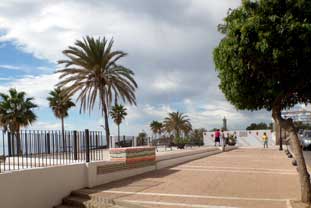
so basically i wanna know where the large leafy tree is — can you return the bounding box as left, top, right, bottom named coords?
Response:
left=47, top=87, right=75, bottom=150
left=57, top=36, right=138, bottom=148
left=0, top=88, right=37, bottom=154
left=214, top=0, right=311, bottom=203
left=164, top=112, right=192, bottom=138
left=150, top=120, right=163, bottom=138
left=110, top=104, right=127, bottom=143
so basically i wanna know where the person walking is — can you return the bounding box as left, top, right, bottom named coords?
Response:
left=214, top=129, right=221, bottom=146
left=262, top=132, right=268, bottom=148
left=221, top=129, right=226, bottom=151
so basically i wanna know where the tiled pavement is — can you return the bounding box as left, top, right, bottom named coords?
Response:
left=59, top=148, right=300, bottom=208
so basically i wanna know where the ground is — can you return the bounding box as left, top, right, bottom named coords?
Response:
left=75, top=148, right=300, bottom=208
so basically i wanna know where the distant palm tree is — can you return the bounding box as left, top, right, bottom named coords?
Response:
left=110, top=104, right=127, bottom=143
left=150, top=120, right=163, bottom=139
left=47, top=87, right=75, bottom=150
left=57, top=36, right=137, bottom=148
left=0, top=88, right=37, bottom=154
left=183, top=122, right=193, bottom=137
left=164, top=112, right=191, bottom=138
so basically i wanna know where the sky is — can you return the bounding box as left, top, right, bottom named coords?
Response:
left=0, top=0, right=287, bottom=135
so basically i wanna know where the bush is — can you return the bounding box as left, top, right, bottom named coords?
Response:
left=227, top=134, right=237, bottom=146
left=174, top=136, right=190, bottom=149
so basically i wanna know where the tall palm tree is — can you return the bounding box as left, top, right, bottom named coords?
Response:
left=0, top=88, right=37, bottom=155
left=164, top=112, right=191, bottom=138
left=57, top=36, right=137, bottom=148
left=150, top=120, right=163, bottom=139
left=47, top=87, right=75, bottom=150
left=110, top=104, right=127, bottom=143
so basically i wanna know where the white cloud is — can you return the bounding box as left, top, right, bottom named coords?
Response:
left=28, top=121, right=73, bottom=130
left=0, top=73, right=58, bottom=106
left=0, top=64, right=22, bottom=70
left=0, top=0, right=276, bottom=134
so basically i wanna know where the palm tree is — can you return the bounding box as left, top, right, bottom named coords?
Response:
left=164, top=112, right=191, bottom=138
left=47, top=87, right=75, bottom=151
left=183, top=122, right=193, bottom=137
left=0, top=88, right=37, bottom=155
left=110, top=104, right=127, bottom=143
left=57, top=36, right=137, bottom=148
left=150, top=120, right=163, bottom=139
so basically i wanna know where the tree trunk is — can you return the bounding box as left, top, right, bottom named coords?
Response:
left=273, top=106, right=311, bottom=203
left=103, top=103, right=110, bottom=149
left=61, top=117, right=66, bottom=152
left=16, top=126, right=22, bottom=156
left=118, top=124, right=120, bottom=144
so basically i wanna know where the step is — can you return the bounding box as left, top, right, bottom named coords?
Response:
left=64, top=196, right=118, bottom=208
left=71, top=189, right=93, bottom=200
left=63, top=196, right=89, bottom=208
left=54, top=205, right=77, bottom=208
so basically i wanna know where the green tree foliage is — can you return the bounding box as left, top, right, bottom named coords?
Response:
left=47, top=87, right=75, bottom=149
left=150, top=120, right=163, bottom=138
left=0, top=88, right=37, bottom=154
left=57, top=36, right=137, bottom=147
left=164, top=112, right=192, bottom=138
left=136, top=131, right=147, bottom=146
left=189, top=128, right=205, bottom=146
left=209, top=128, right=218, bottom=132
left=214, top=0, right=311, bottom=203
left=246, top=122, right=269, bottom=130
left=110, top=104, right=127, bottom=142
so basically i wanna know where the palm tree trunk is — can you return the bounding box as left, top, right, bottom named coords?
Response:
left=61, top=117, right=66, bottom=152
left=272, top=105, right=311, bottom=204
left=103, top=103, right=110, bottom=148
left=16, top=126, right=22, bottom=156
left=118, top=124, right=120, bottom=144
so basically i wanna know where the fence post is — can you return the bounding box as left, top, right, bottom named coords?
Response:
left=8, top=132, right=12, bottom=156
left=85, top=129, right=90, bottom=162
left=73, top=131, right=78, bottom=160
left=46, top=133, right=51, bottom=154
left=133, top=136, right=137, bottom=147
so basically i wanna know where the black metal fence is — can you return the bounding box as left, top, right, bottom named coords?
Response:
left=113, top=135, right=151, bottom=147
left=0, top=129, right=107, bottom=173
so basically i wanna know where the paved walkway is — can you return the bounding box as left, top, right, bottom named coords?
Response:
left=74, top=148, right=300, bottom=208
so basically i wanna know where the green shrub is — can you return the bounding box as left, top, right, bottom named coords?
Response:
left=227, top=134, right=237, bottom=146
left=174, top=136, right=189, bottom=149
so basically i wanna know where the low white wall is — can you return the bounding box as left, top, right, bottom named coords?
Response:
left=0, top=163, right=87, bottom=208
left=156, top=149, right=221, bottom=169
left=204, top=129, right=275, bottom=147
left=87, top=161, right=156, bottom=188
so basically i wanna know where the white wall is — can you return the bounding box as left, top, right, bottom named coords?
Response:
left=0, top=147, right=237, bottom=208
left=203, top=129, right=275, bottom=147
left=0, top=163, right=87, bottom=208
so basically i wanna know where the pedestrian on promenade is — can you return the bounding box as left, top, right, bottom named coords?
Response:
left=262, top=132, right=268, bottom=148
left=221, top=129, right=226, bottom=151
left=214, top=129, right=221, bottom=146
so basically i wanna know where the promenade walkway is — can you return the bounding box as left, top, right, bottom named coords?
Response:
left=68, top=148, right=300, bottom=208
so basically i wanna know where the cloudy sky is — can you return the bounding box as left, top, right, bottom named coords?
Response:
left=0, top=0, right=278, bottom=135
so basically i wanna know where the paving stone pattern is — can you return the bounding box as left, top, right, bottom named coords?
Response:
left=55, top=148, right=300, bottom=208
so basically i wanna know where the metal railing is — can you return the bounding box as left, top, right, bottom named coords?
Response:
left=0, top=129, right=107, bottom=173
